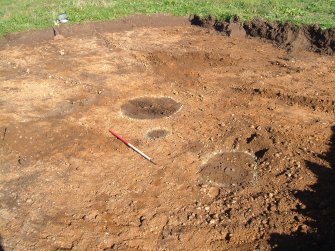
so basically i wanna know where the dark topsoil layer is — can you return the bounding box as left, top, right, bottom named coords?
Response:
left=1, top=14, right=334, bottom=55
left=0, top=14, right=188, bottom=47
left=190, top=15, right=335, bottom=55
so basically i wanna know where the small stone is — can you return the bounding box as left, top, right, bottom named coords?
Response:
left=59, top=49, right=65, bottom=56
left=266, top=126, right=273, bottom=132
left=297, top=204, right=306, bottom=210
left=299, top=224, right=308, bottom=232
left=209, top=219, right=217, bottom=224
left=188, top=213, right=196, bottom=220
left=226, top=232, right=233, bottom=241
left=208, top=187, right=220, bottom=199
left=294, top=215, right=302, bottom=222
left=270, top=204, right=277, bottom=211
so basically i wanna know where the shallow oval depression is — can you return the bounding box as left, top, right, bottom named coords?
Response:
left=199, top=152, right=256, bottom=188
left=146, top=129, right=169, bottom=140
left=121, top=97, right=181, bottom=120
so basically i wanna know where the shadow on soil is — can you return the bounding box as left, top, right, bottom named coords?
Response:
left=269, top=126, right=335, bottom=251
left=0, top=235, right=4, bottom=251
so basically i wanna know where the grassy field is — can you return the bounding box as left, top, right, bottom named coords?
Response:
left=0, top=0, right=335, bottom=36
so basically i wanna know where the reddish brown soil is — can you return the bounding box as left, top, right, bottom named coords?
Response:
left=0, top=15, right=335, bottom=250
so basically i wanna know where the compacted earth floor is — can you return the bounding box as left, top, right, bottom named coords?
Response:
left=0, top=15, right=334, bottom=250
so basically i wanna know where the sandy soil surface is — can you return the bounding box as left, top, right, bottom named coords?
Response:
left=0, top=15, right=334, bottom=251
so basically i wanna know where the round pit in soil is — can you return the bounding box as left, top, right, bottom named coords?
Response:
left=121, top=97, right=181, bottom=119
left=147, top=129, right=169, bottom=139
left=199, top=152, right=255, bottom=188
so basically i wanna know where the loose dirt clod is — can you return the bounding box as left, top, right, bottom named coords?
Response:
left=121, top=97, right=181, bottom=119
left=199, top=152, right=255, bottom=188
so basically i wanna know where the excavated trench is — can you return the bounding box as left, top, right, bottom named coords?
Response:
left=1, top=14, right=335, bottom=251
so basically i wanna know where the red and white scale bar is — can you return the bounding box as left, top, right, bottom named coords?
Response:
left=109, top=129, right=156, bottom=165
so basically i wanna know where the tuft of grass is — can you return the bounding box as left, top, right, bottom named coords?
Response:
left=0, top=0, right=335, bottom=36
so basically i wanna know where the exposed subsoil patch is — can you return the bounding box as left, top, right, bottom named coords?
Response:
left=146, top=129, right=169, bottom=140
left=146, top=50, right=235, bottom=84
left=191, top=15, right=335, bottom=54
left=121, top=97, right=181, bottom=119
left=199, top=152, right=255, bottom=188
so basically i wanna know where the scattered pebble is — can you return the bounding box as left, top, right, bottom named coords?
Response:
left=59, top=49, right=65, bottom=56
left=208, top=187, right=220, bottom=199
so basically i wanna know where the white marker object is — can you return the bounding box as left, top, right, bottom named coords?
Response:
left=109, top=129, right=157, bottom=165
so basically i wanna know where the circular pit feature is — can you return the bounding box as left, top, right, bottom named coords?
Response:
left=121, top=97, right=181, bottom=120
left=146, top=129, right=169, bottom=140
left=199, top=152, right=255, bottom=188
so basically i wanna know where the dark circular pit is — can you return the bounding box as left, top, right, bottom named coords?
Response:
left=147, top=129, right=169, bottom=140
left=121, top=97, right=181, bottom=120
left=199, top=152, right=255, bottom=188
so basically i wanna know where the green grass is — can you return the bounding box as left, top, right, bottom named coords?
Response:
left=0, top=0, right=335, bottom=36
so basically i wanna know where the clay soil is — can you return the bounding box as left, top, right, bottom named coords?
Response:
left=0, top=15, right=335, bottom=250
